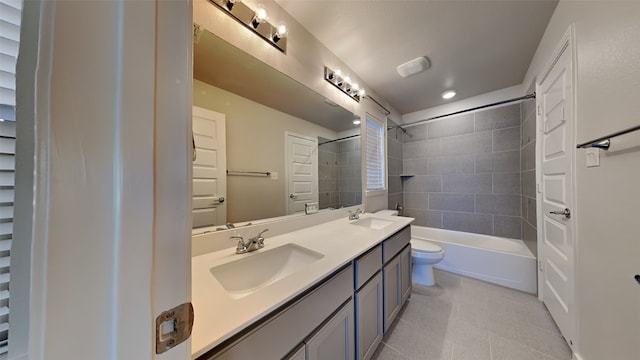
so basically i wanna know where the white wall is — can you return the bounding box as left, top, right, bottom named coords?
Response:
left=193, top=79, right=338, bottom=222
left=524, top=2, right=640, bottom=359
left=11, top=1, right=193, bottom=359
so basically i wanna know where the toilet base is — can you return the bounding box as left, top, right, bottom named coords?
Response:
left=413, top=264, right=436, bottom=286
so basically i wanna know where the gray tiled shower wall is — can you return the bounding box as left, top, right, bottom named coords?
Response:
left=318, top=137, right=362, bottom=209
left=521, top=83, right=538, bottom=255
left=387, top=119, right=403, bottom=210
left=400, top=103, right=524, bottom=239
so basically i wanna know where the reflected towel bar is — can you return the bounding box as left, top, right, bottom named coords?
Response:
left=227, top=169, right=271, bottom=177
left=576, top=124, right=640, bottom=150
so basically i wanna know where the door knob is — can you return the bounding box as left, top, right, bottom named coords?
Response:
left=289, top=194, right=298, bottom=199
left=549, top=208, right=571, bottom=219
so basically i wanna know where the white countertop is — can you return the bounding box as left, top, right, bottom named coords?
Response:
left=191, top=213, right=414, bottom=358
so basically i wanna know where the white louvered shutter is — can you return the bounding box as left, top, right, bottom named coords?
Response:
left=365, top=116, right=385, bottom=191
left=0, top=0, right=22, bottom=355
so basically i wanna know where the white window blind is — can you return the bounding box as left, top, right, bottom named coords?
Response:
left=0, top=0, right=22, bottom=355
left=365, top=116, right=385, bottom=191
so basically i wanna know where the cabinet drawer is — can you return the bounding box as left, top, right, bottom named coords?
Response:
left=354, top=245, right=382, bottom=290
left=382, top=226, right=410, bottom=264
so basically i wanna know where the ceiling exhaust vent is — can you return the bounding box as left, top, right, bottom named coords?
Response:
left=396, top=56, right=431, bottom=78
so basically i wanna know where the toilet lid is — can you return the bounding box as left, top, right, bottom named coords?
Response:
left=411, top=239, right=442, bottom=253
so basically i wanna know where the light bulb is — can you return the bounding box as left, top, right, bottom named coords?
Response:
left=251, top=5, right=268, bottom=28
left=273, top=23, right=288, bottom=43
left=352, top=83, right=360, bottom=91
left=358, top=89, right=365, bottom=97
left=441, top=90, right=456, bottom=99
left=353, top=119, right=361, bottom=125
left=334, top=69, right=342, bottom=78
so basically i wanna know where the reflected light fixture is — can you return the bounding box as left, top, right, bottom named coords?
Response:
left=397, top=56, right=431, bottom=78
left=324, top=66, right=362, bottom=102
left=353, top=118, right=361, bottom=125
left=441, top=90, right=456, bottom=100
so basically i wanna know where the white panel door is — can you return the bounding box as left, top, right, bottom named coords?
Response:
left=286, top=132, right=318, bottom=214
left=538, top=34, right=576, bottom=349
left=192, top=106, right=226, bottom=228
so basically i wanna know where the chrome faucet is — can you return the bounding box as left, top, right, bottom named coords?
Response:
left=230, top=229, right=269, bottom=254
left=246, top=229, right=269, bottom=252
left=348, top=208, right=364, bottom=220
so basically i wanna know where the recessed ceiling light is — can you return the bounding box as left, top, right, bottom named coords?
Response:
left=396, top=56, right=431, bottom=78
left=441, top=90, right=456, bottom=100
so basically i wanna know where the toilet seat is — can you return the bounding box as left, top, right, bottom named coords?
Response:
left=410, top=239, right=443, bottom=253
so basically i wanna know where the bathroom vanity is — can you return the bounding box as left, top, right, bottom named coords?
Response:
left=191, top=210, right=413, bottom=360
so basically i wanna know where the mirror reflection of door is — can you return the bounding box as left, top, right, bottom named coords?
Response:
left=192, top=106, right=227, bottom=228
left=286, top=132, right=318, bottom=215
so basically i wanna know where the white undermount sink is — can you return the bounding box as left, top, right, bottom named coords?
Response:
left=210, top=243, right=324, bottom=299
left=350, top=217, right=395, bottom=230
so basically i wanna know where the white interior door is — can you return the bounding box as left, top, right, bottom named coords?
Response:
left=192, top=106, right=227, bottom=228
left=537, top=32, right=576, bottom=349
left=285, top=132, right=318, bottom=214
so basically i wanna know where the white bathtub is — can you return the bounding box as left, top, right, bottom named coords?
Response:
left=411, top=226, right=537, bottom=293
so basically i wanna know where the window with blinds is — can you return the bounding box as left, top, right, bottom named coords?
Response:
left=365, top=116, right=385, bottom=191
left=0, top=0, right=22, bottom=355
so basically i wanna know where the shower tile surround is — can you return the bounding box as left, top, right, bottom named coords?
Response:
left=388, top=119, right=404, bottom=211
left=318, top=137, right=362, bottom=209
left=521, top=86, right=538, bottom=255
left=400, top=104, right=524, bottom=239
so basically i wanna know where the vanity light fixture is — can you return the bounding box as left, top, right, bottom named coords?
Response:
left=208, top=0, right=288, bottom=53
left=251, top=5, right=268, bottom=28
left=324, top=66, right=362, bottom=102
left=224, top=0, right=236, bottom=11
left=441, top=90, right=456, bottom=100
left=273, top=23, right=288, bottom=43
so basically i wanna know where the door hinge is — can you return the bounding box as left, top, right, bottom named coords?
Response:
left=538, top=260, right=544, bottom=272
left=537, top=105, right=543, bottom=116
left=156, top=302, right=194, bottom=354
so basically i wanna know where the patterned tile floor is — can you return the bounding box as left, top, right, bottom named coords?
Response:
left=372, top=269, right=573, bottom=360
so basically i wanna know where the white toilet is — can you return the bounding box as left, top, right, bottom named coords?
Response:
left=376, top=210, right=445, bottom=286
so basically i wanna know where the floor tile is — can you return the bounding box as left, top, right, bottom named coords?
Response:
left=371, top=270, right=573, bottom=360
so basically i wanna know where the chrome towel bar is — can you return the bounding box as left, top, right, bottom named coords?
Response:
left=227, top=169, right=271, bottom=177
left=576, top=124, right=640, bottom=150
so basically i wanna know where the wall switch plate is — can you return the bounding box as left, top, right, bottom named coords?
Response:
left=305, top=202, right=318, bottom=215
left=586, top=148, right=600, bottom=167
left=270, top=171, right=278, bottom=180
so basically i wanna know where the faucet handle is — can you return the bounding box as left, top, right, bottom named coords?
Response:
left=257, top=229, right=269, bottom=248
left=230, top=235, right=247, bottom=254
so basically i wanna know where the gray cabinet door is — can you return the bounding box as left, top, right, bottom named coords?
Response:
left=383, top=255, right=401, bottom=333
left=307, top=299, right=355, bottom=360
left=355, top=272, right=383, bottom=360
left=400, top=244, right=412, bottom=303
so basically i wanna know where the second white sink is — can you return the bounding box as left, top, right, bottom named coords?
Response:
left=210, top=243, right=324, bottom=299
left=350, top=217, right=395, bottom=230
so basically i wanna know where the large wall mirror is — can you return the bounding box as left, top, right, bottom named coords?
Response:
left=192, top=29, right=362, bottom=229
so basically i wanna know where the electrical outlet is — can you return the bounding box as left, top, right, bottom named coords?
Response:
left=586, top=148, right=600, bottom=167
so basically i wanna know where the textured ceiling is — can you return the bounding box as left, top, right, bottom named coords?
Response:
left=276, top=0, right=558, bottom=114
